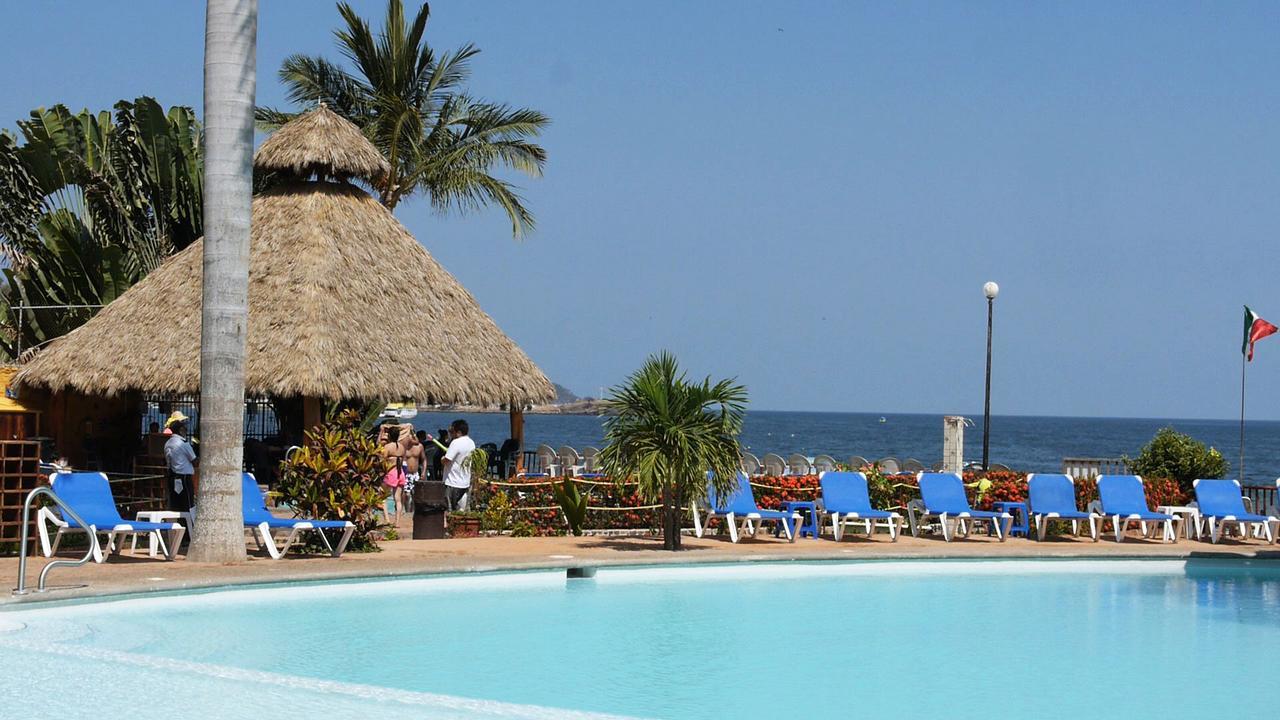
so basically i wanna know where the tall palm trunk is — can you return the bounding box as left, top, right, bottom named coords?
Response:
left=188, top=0, right=256, bottom=563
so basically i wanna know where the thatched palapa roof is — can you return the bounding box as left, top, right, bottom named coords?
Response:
left=253, top=104, right=390, bottom=183
left=16, top=106, right=554, bottom=406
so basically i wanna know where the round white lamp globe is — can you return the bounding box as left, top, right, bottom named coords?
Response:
left=983, top=281, right=999, bottom=300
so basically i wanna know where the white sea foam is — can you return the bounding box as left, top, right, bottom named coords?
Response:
left=0, top=636, right=647, bottom=720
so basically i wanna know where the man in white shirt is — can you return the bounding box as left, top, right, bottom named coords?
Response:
left=442, top=419, right=475, bottom=510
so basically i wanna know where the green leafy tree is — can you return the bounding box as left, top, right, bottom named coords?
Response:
left=0, top=97, right=202, bottom=357
left=255, top=0, right=549, bottom=235
left=599, top=352, right=747, bottom=551
left=1126, top=427, right=1229, bottom=493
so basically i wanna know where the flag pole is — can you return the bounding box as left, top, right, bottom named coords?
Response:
left=1240, top=349, right=1247, bottom=483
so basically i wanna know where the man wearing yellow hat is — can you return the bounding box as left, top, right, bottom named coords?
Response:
left=164, top=411, right=197, bottom=511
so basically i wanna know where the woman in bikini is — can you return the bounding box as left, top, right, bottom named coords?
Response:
left=380, top=424, right=407, bottom=525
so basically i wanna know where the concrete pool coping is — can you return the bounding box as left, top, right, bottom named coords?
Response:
left=3, top=532, right=1279, bottom=607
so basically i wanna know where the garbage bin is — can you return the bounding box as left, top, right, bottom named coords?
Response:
left=412, top=481, right=448, bottom=539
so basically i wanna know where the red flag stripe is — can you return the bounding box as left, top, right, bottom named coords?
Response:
left=1248, top=318, right=1278, bottom=361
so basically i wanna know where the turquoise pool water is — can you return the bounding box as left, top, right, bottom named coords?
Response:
left=3, top=559, right=1279, bottom=719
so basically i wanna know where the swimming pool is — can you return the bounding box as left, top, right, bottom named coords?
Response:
left=2, top=559, right=1278, bottom=719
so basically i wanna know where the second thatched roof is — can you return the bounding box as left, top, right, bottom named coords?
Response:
left=253, top=104, right=390, bottom=183
left=15, top=179, right=555, bottom=405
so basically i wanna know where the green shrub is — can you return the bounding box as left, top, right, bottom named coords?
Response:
left=863, top=463, right=895, bottom=511
left=275, top=408, right=389, bottom=552
left=1126, top=427, right=1229, bottom=493
left=481, top=491, right=512, bottom=533
left=510, top=519, right=538, bottom=537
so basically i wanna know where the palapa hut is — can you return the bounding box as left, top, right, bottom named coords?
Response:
left=15, top=105, right=554, bottom=467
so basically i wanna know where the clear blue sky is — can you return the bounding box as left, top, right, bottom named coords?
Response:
left=3, top=1, right=1279, bottom=419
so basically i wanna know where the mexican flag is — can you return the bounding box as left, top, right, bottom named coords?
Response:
left=1243, top=306, right=1278, bottom=361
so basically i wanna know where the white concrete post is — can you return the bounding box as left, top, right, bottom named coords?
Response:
left=943, top=416, right=966, bottom=473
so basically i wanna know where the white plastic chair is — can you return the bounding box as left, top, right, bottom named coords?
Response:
left=558, top=446, right=585, bottom=477
left=812, top=454, right=838, bottom=474
left=787, top=453, right=812, bottom=476
left=761, top=453, right=787, bottom=476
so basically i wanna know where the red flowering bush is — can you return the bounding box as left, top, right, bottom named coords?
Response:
left=473, top=470, right=1190, bottom=535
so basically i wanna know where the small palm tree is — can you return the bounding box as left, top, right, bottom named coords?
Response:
left=255, top=0, right=548, bottom=236
left=599, top=352, right=747, bottom=551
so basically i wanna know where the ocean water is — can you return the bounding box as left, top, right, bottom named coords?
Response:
left=415, top=410, right=1280, bottom=485
left=3, top=560, right=1279, bottom=719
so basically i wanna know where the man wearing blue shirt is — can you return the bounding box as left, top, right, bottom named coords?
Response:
left=164, top=412, right=197, bottom=511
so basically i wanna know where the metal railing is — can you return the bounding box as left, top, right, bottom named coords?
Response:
left=1062, top=457, right=1128, bottom=479
left=13, top=486, right=94, bottom=595
left=1242, top=485, right=1277, bottom=515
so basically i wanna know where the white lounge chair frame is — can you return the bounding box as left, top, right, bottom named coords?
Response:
left=1202, top=513, right=1277, bottom=543
left=1190, top=480, right=1279, bottom=544
left=827, top=510, right=902, bottom=542
left=906, top=499, right=1013, bottom=542
left=690, top=502, right=801, bottom=543
left=1032, top=512, right=1099, bottom=542
left=38, top=507, right=186, bottom=563
left=247, top=520, right=355, bottom=560
left=1085, top=500, right=1181, bottom=543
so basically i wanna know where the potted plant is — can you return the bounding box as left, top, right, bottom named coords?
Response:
left=447, top=511, right=483, bottom=538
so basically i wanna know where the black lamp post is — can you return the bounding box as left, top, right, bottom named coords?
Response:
left=982, top=281, right=999, bottom=471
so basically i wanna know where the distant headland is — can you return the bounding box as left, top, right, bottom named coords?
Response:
left=425, top=383, right=613, bottom=415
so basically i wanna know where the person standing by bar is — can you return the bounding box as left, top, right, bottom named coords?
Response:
left=442, top=419, right=475, bottom=510
left=164, top=411, right=197, bottom=511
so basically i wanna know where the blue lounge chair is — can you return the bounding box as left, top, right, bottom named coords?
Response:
left=1027, top=473, right=1099, bottom=541
left=818, top=471, right=901, bottom=541
left=1096, top=475, right=1180, bottom=542
left=1193, top=479, right=1277, bottom=543
left=690, top=471, right=801, bottom=542
left=38, top=472, right=186, bottom=563
left=907, top=472, right=1012, bottom=541
left=242, top=473, right=355, bottom=559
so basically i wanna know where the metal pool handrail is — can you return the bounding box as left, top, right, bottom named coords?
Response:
left=13, top=485, right=95, bottom=596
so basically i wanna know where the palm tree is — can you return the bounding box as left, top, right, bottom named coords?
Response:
left=599, top=353, right=748, bottom=551
left=188, top=0, right=257, bottom=563
left=255, top=0, right=548, bottom=236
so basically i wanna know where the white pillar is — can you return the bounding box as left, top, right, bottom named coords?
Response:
left=942, top=416, right=966, bottom=473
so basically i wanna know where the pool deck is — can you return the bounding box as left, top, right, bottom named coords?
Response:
left=4, top=527, right=1280, bottom=606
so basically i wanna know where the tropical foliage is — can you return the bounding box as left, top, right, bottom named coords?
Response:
left=1127, top=427, right=1229, bottom=492
left=551, top=478, right=588, bottom=536
left=0, top=97, right=202, bottom=358
left=255, top=0, right=549, bottom=235
left=599, top=352, right=747, bottom=550
left=275, top=408, right=390, bottom=552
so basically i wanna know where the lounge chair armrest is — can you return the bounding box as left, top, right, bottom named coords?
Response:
left=905, top=498, right=926, bottom=537
left=37, top=506, right=68, bottom=529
